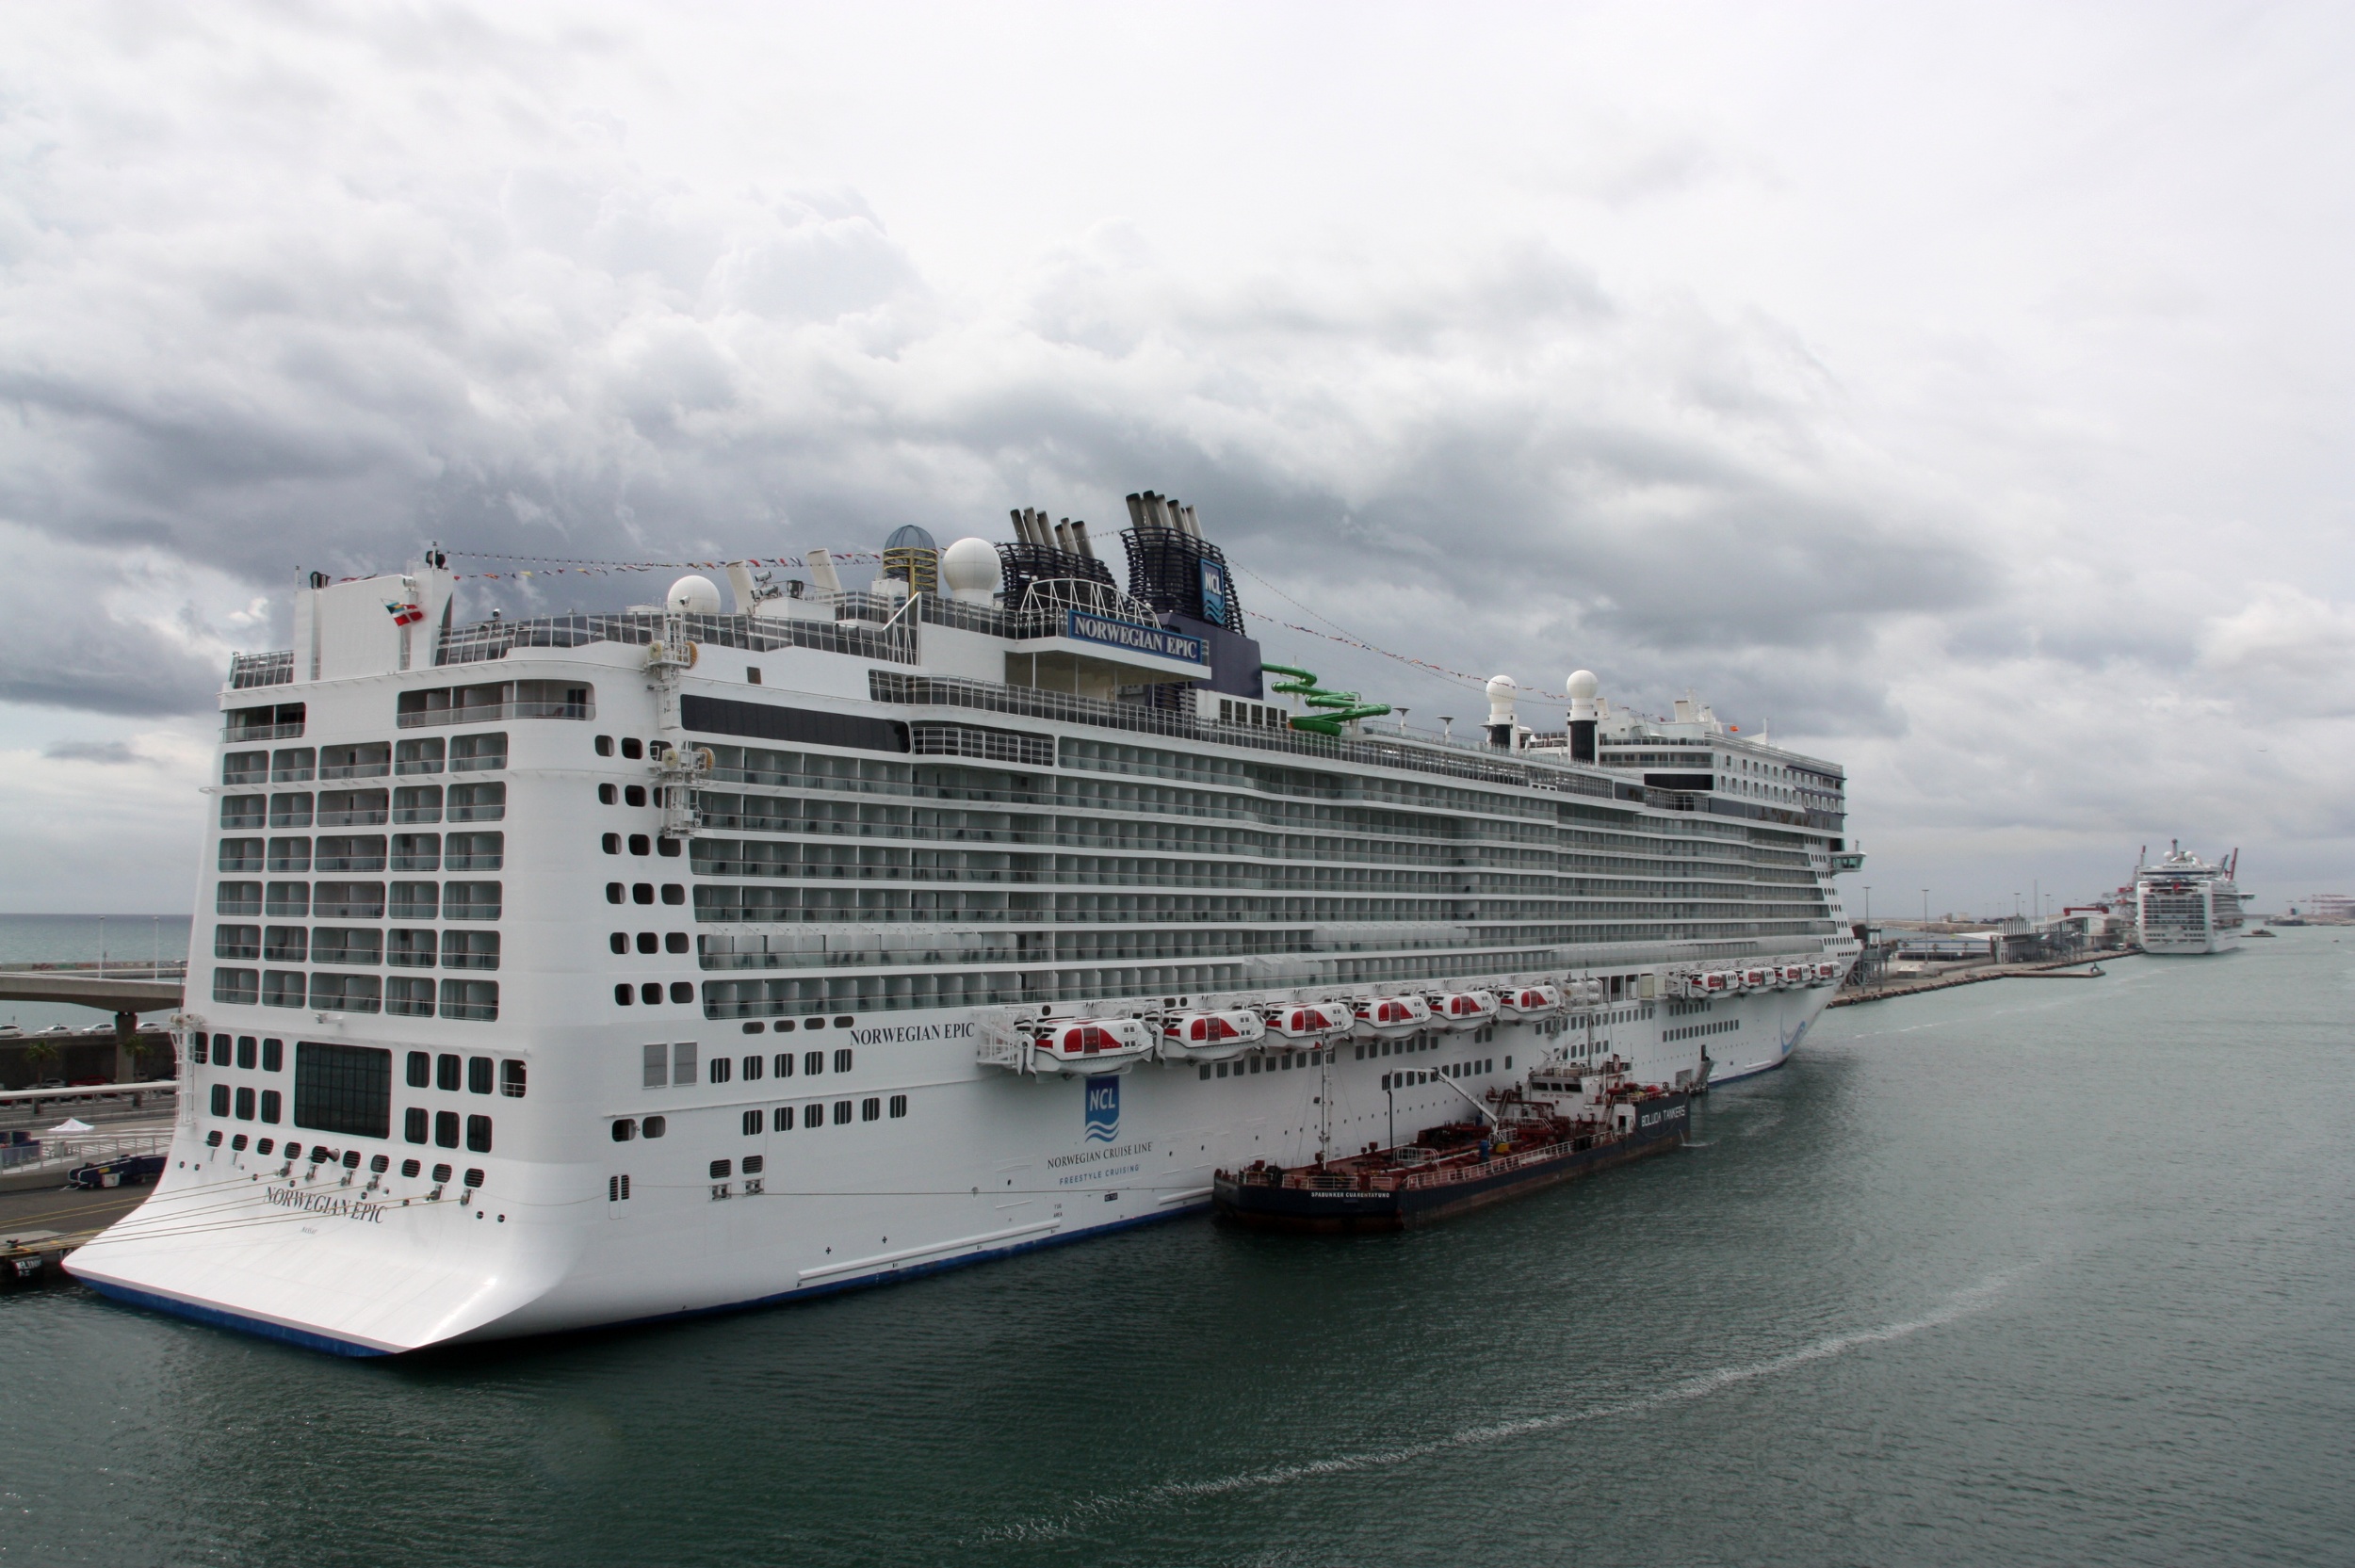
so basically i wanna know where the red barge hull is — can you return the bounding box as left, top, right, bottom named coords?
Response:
left=1212, top=1092, right=1691, bottom=1233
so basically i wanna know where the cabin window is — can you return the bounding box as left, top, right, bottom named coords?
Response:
left=612, top=1119, right=636, bottom=1141
left=771, top=1106, right=794, bottom=1132
left=434, top=1110, right=460, bottom=1147
left=833, top=1100, right=853, bottom=1125
left=834, top=1048, right=853, bottom=1074
left=641, top=1116, right=666, bottom=1139
left=741, top=1109, right=761, bottom=1136
left=888, top=1094, right=907, bottom=1118
left=405, top=1107, right=429, bottom=1142
left=465, top=1115, right=492, bottom=1154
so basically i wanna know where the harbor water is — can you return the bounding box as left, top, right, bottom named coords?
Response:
left=4, top=929, right=2349, bottom=1565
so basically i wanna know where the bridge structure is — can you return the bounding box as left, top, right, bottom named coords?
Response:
left=0, top=965, right=186, bottom=1084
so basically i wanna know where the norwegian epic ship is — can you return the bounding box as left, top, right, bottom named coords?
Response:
left=71, top=493, right=1860, bottom=1353
left=2136, top=842, right=2244, bottom=955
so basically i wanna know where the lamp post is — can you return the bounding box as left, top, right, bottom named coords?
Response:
left=1922, top=889, right=1930, bottom=925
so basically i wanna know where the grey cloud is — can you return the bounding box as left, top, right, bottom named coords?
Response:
left=44, top=739, right=142, bottom=765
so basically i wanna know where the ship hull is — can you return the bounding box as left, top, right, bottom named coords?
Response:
left=1211, top=1093, right=1691, bottom=1233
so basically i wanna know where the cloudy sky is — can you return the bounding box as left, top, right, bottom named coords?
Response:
left=2, top=0, right=2350, bottom=920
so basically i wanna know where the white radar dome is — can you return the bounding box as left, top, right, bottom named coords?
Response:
left=940, top=537, right=1002, bottom=604
left=1566, top=670, right=1600, bottom=701
left=666, top=574, right=723, bottom=615
left=1486, top=674, right=1518, bottom=721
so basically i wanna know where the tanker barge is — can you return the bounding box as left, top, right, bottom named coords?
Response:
left=1213, top=1053, right=1690, bottom=1231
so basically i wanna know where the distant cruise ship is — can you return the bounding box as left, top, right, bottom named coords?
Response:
left=71, top=492, right=1860, bottom=1353
left=2136, top=843, right=2244, bottom=954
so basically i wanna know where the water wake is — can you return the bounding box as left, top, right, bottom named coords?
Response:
left=973, top=1271, right=2016, bottom=1544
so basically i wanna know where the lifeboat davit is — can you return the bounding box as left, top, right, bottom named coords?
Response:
left=1265, top=1001, right=1352, bottom=1043
left=1161, top=1009, right=1267, bottom=1061
left=1496, top=984, right=1563, bottom=1021
left=1431, top=989, right=1500, bottom=1032
left=1032, top=1017, right=1156, bottom=1075
left=1352, top=994, right=1432, bottom=1039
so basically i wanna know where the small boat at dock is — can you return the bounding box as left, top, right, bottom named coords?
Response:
left=1211, top=1055, right=1691, bottom=1232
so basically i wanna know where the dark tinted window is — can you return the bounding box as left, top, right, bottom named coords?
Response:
left=467, top=1056, right=493, bottom=1095
left=291, top=1042, right=393, bottom=1139
left=406, top=1051, right=430, bottom=1088
left=437, top=1053, right=461, bottom=1091
left=464, top=1115, right=492, bottom=1154
left=405, top=1107, right=428, bottom=1142
left=434, top=1110, right=459, bottom=1147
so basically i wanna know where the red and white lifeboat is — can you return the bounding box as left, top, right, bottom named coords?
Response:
left=1161, top=1009, right=1267, bottom=1061
left=1265, top=1001, right=1353, bottom=1044
left=1775, top=963, right=1807, bottom=989
left=1741, top=966, right=1773, bottom=990
left=1352, top=994, right=1432, bottom=1039
left=1032, top=1017, right=1156, bottom=1075
left=1811, top=961, right=1841, bottom=986
left=1497, top=984, right=1563, bottom=1021
left=1431, top=989, right=1500, bottom=1032
left=1701, top=971, right=1732, bottom=994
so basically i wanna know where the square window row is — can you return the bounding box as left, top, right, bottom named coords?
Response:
left=706, top=1048, right=853, bottom=1084
left=193, top=1033, right=283, bottom=1070
left=618, top=982, right=696, bottom=1006
left=209, top=1084, right=283, bottom=1122
left=607, top=882, right=686, bottom=906
left=403, top=1051, right=527, bottom=1097
left=739, top=1016, right=854, bottom=1033
left=612, top=931, right=691, bottom=955
left=594, top=736, right=671, bottom=760
left=598, top=783, right=650, bottom=807
left=215, top=925, right=498, bottom=968
left=604, top=832, right=683, bottom=858
left=401, top=1107, right=495, bottom=1152
left=606, top=1094, right=907, bottom=1144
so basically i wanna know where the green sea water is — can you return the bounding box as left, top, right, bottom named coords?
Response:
left=4, top=929, right=2350, bottom=1566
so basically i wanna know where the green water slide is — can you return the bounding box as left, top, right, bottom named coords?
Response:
left=1259, top=662, right=1391, bottom=736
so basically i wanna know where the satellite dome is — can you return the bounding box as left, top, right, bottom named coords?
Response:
left=939, top=537, right=1002, bottom=604
left=666, top=574, right=723, bottom=615
left=1566, top=670, right=1600, bottom=700
left=885, top=524, right=939, bottom=553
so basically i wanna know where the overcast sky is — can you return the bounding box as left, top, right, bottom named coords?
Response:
left=2, top=0, right=2350, bottom=919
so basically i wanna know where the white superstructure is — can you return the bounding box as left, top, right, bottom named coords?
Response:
left=2136, top=842, right=2243, bottom=955
left=72, top=496, right=1860, bottom=1354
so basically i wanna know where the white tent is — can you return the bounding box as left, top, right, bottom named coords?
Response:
left=46, top=1117, right=94, bottom=1133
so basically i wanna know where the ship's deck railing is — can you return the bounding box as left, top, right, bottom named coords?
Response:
left=228, top=650, right=294, bottom=689
left=432, top=601, right=921, bottom=667
left=866, top=671, right=1626, bottom=798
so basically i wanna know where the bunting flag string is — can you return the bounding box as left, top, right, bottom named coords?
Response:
left=443, top=548, right=885, bottom=581
left=1232, top=564, right=1576, bottom=703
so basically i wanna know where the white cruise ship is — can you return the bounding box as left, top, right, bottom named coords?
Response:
left=2136, top=843, right=2243, bottom=954
left=71, top=493, right=1860, bottom=1353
